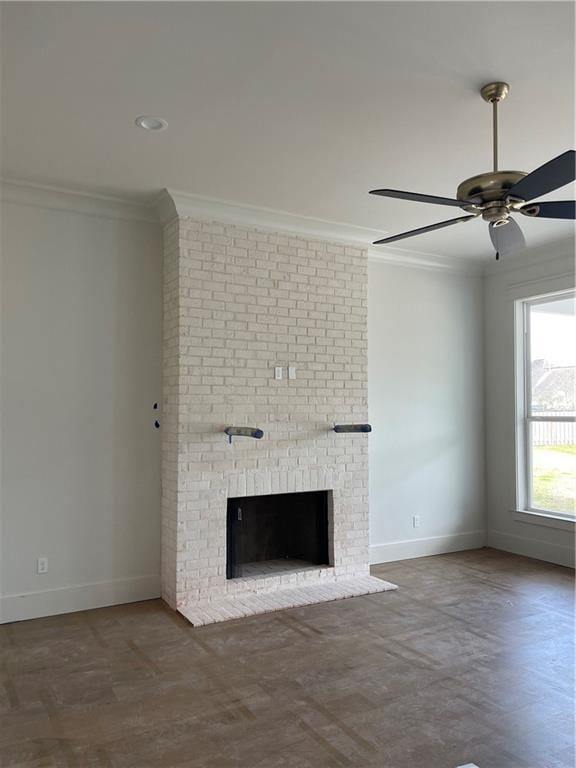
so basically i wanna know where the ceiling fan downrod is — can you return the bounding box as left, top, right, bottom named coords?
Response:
left=480, top=81, right=509, bottom=173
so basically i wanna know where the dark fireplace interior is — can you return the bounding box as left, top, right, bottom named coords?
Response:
left=226, top=490, right=332, bottom=579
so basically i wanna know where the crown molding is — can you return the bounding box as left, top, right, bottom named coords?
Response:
left=156, top=189, right=487, bottom=273
left=370, top=233, right=575, bottom=278
left=154, top=188, right=386, bottom=247
left=483, top=236, right=576, bottom=278
left=1, top=178, right=158, bottom=224
left=367, top=244, right=484, bottom=275
left=7, top=179, right=566, bottom=280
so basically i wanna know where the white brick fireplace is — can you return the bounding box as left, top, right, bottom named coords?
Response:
left=158, top=191, right=396, bottom=625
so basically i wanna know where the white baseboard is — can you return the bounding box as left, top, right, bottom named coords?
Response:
left=487, top=529, right=575, bottom=569
left=370, top=530, right=486, bottom=565
left=0, top=575, right=161, bottom=624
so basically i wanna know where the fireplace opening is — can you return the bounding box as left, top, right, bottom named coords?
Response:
left=226, top=490, right=332, bottom=579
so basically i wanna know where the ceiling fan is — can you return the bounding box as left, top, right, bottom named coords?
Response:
left=370, top=82, right=575, bottom=260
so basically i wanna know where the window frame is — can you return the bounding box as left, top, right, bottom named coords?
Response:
left=515, top=288, right=576, bottom=521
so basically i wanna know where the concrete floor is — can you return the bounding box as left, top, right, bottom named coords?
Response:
left=0, top=548, right=573, bottom=767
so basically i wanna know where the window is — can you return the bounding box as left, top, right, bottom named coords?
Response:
left=517, top=290, right=576, bottom=518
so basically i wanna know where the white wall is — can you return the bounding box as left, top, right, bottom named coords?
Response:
left=1, top=185, right=571, bottom=624
left=368, top=259, right=485, bottom=563
left=0, top=190, right=162, bottom=621
left=484, top=245, right=576, bottom=568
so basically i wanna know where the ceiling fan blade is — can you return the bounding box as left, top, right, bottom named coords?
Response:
left=520, top=201, right=575, bottom=219
left=369, top=189, right=475, bottom=207
left=489, top=218, right=526, bottom=258
left=372, top=215, right=476, bottom=245
left=507, top=150, right=575, bottom=202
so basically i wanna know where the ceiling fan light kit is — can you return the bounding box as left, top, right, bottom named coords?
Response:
left=370, top=82, right=575, bottom=260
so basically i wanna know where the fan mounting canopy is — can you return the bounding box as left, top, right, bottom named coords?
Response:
left=480, top=81, right=510, bottom=103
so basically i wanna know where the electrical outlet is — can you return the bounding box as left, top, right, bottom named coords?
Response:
left=412, top=515, right=421, bottom=529
left=288, top=366, right=296, bottom=380
left=37, top=557, right=48, bottom=574
left=274, top=366, right=283, bottom=380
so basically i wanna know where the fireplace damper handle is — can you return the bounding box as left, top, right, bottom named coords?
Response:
left=333, top=424, right=372, bottom=433
left=224, top=426, right=264, bottom=444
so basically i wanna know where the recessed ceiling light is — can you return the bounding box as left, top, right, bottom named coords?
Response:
left=135, top=116, right=168, bottom=132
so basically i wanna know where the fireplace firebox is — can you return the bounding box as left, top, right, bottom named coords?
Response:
left=226, top=490, right=332, bottom=579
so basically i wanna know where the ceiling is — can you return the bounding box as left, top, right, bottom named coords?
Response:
left=1, top=1, right=574, bottom=262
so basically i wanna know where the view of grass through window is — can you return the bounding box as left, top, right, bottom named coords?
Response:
left=532, top=444, right=575, bottom=515
left=528, top=294, right=576, bottom=516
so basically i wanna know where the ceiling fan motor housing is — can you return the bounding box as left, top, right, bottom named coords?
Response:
left=457, top=170, right=527, bottom=224
left=457, top=170, right=527, bottom=207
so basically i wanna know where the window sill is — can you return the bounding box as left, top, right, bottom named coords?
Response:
left=511, top=509, right=575, bottom=531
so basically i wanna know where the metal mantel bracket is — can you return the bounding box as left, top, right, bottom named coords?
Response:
left=333, top=424, right=372, bottom=433
left=224, top=426, right=264, bottom=444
